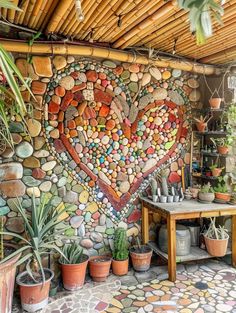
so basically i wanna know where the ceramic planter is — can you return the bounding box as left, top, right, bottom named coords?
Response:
left=112, top=258, right=129, bottom=276
left=89, top=255, right=111, bottom=282
left=16, top=268, right=53, bottom=312
left=0, top=249, right=21, bottom=313
left=215, top=192, right=231, bottom=202
left=217, top=146, right=229, bottom=155
left=130, top=245, right=152, bottom=272
left=198, top=192, right=215, bottom=203
left=196, top=122, right=207, bottom=132
left=61, top=255, right=89, bottom=291
left=209, top=97, right=221, bottom=109
left=211, top=168, right=223, bottom=177
left=204, top=234, right=229, bottom=257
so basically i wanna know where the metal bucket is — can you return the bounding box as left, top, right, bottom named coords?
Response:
left=181, top=222, right=200, bottom=246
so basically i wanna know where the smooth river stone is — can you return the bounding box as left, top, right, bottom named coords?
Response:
left=33, top=150, right=50, bottom=158
left=53, top=56, right=67, bottom=70
left=99, top=171, right=111, bottom=185
left=168, top=90, right=184, bottom=105
left=27, top=187, right=40, bottom=197
left=0, top=180, right=25, bottom=197
left=128, top=105, right=139, bottom=123
left=153, top=88, right=168, bottom=100
left=15, top=142, right=33, bottom=158
left=0, top=162, right=23, bottom=180
left=32, top=56, right=52, bottom=77
left=90, top=232, right=103, bottom=243
left=119, top=181, right=130, bottom=193
left=79, top=190, right=89, bottom=204
left=128, top=82, right=138, bottom=93
left=41, top=161, right=57, bottom=171
left=86, top=202, right=98, bottom=214
left=59, top=76, right=75, bottom=90
left=187, top=78, right=199, bottom=88
left=27, top=119, right=41, bottom=137
left=172, top=69, right=182, bottom=78
left=141, top=73, right=151, bottom=86
left=5, top=217, right=24, bottom=233
left=138, top=94, right=153, bottom=110
left=80, top=238, right=93, bottom=249
left=23, top=157, right=40, bottom=168
left=149, top=67, right=162, bottom=80
left=0, top=206, right=10, bottom=216
left=103, top=60, right=117, bottom=68
left=70, top=215, right=84, bottom=229
left=101, top=135, right=110, bottom=145
left=39, top=181, right=52, bottom=192
left=142, top=158, right=157, bottom=173
left=22, top=176, right=41, bottom=187
left=189, top=89, right=201, bottom=102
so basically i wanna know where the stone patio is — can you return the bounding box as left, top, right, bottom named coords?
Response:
left=12, top=259, right=236, bottom=313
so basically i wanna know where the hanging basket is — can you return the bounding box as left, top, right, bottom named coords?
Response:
left=209, top=98, right=221, bottom=109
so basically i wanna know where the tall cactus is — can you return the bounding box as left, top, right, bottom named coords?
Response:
left=113, top=227, right=129, bottom=261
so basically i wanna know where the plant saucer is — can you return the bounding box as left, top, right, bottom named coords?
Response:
left=197, top=199, right=213, bottom=204
left=213, top=199, right=227, bottom=204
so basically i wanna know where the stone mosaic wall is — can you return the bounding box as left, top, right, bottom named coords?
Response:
left=0, top=55, right=199, bottom=253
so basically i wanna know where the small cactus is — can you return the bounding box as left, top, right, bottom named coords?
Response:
left=150, top=178, right=158, bottom=196
left=113, top=227, right=129, bottom=261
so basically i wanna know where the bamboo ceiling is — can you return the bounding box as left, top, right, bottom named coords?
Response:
left=0, top=0, right=236, bottom=65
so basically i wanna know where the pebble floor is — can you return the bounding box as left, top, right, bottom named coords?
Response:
left=13, top=260, right=236, bottom=313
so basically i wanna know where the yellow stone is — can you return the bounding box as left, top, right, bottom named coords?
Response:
left=86, top=201, right=98, bottom=213
left=110, top=299, right=123, bottom=309
left=79, top=190, right=89, bottom=204
left=106, top=308, right=121, bottom=313
left=161, top=286, right=169, bottom=292
left=56, top=202, right=69, bottom=221
left=180, top=309, right=192, bottom=313
left=126, top=226, right=139, bottom=237
left=32, top=56, right=53, bottom=77
left=162, top=281, right=174, bottom=287
left=150, top=283, right=161, bottom=289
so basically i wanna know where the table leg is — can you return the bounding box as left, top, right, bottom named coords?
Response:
left=232, top=215, right=236, bottom=267
left=142, top=205, right=149, bottom=244
left=167, top=216, right=176, bottom=282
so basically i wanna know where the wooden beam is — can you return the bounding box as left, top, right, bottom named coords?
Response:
left=0, top=40, right=220, bottom=75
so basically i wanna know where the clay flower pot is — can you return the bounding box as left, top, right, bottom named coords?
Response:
left=16, top=268, right=53, bottom=312
left=198, top=192, right=215, bottom=203
left=209, top=97, right=221, bottom=109
left=196, top=122, right=207, bottom=132
left=211, top=168, right=223, bottom=177
left=215, top=192, right=231, bottom=202
left=217, top=146, right=229, bottom=155
left=204, top=234, right=229, bottom=257
left=112, top=258, right=129, bottom=276
left=130, top=245, right=153, bottom=272
left=89, top=255, right=111, bottom=282
left=61, top=255, right=89, bottom=291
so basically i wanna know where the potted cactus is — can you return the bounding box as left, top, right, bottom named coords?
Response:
left=112, top=228, right=129, bottom=276
left=60, top=241, right=89, bottom=291
left=198, top=183, right=215, bottom=203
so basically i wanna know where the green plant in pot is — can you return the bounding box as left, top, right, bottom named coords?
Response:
left=209, top=156, right=224, bottom=177
left=198, top=182, right=215, bottom=203
left=0, top=193, right=69, bottom=313
left=204, top=217, right=229, bottom=257
left=60, top=241, right=89, bottom=291
left=130, top=236, right=152, bottom=272
left=214, top=175, right=231, bottom=202
left=210, top=137, right=231, bottom=155
left=112, top=227, right=129, bottom=276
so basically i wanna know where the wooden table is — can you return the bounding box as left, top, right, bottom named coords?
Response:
left=141, top=197, right=236, bottom=282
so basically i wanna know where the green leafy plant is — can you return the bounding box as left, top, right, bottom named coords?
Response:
left=60, top=241, right=85, bottom=264
left=205, top=217, right=228, bottom=240
left=178, top=0, right=224, bottom=45
left=200, top=182, right=214, bottom=193
left=214, top=176, right=228, bottom=193
left=0, top=193, right=69, bottom=283
left=113, top=228, right=129, bottom=261
left=210, top=137, right=232, bottom=147
left=0, top=45, right=34, bottom=149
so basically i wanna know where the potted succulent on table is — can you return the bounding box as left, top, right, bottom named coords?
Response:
left=204, top=217, right=229, bottom=257
left=198, top=183, right=215, bottom=203
left=214, top=176, right=231, bottom=202
left=194, top=115, right=211, bottom=132
left=60, top=241, right=89, bottom=291
left=210, top=137, right=230, bottom=155
left=112, top=228, right=129, bottom=276
left=130, top=237, right=152, bottom=272
left=0, top=193, right=69, bottom=312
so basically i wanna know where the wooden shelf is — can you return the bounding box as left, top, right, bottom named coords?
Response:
left=192, top=174, right=218, bottom=180
left=201, top=151, right=228, bottom=157
left=148, top=241, right=231, bottom=263
left=195, top=131, right=227, bottom=135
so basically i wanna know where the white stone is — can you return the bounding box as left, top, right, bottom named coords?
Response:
left=27, top=187, right=40, bottom=197
left=39, top=181, right=52, bottom=192
left=98, top=171, right=111, bottom=185
left=33, top=150, right=50, bottom=158
left=149, top=67, right=162, bottom=80
left=42, top=161, right=57, bottom=171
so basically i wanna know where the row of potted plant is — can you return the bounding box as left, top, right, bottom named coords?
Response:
left=0, top=194, right=153, bottom=313
left=198, top=177, right=231, bottom=203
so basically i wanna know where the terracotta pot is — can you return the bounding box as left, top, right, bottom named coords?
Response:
left=196, top=122, right=207, bottom=132
left=16, top=268, right=53, bottom=312
left=211, top=168, right=223, bottom=177
left=0, top=249, right=21, bottom=313
left=61, top=255, right=89, bottom=291
left=215, top=192, right=231, bottom=202
left=204, top=234, right=229, bottom=257
left=112, top=258, right=129, bottom=276
left=89, top=256, right=111, bottom=282
left=217, top=146, right=229, bottom=155
left=130, top=245, right=153, bottom=272
left=209, top=97, right=221, bottom=109
left=198, top=192, right=215, bottom=203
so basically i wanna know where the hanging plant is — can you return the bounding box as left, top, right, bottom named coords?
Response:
left=178, top=0, right=224, bottom=45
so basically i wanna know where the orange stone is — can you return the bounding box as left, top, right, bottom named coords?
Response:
left=106, top=119, right=116, bottom=130
left=75, top=116, right=84, bottom=126
left=99, top=104, right=110, bottom=117
left=55, top=86, right=66, bottom=97
left=31, top=81, right=46, bottom=95
left=58, top=111, right=64, bottom=122
left=21, top=90, right=30, bottom=102
left=70, top=129, right=78, bottom=137
left=67, top=120, right=76, bottom=129
left=71, top=100, right=78, bottom=107
left=90, top=118, right=98, bottom=127
left=147, top=296, right=159, bottom=303
left=88, top=180, right=95, bottom=187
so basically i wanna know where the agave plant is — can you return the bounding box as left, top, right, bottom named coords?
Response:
left=60, top=241, right=85, bottom=264
left=0, top=193, right=69, bottom=283
left=178, top=0, right=224, bottom=45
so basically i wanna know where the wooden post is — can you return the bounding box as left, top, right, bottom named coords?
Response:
left=167, top=216, right=176, bottom=282
left=142, top=204, right=149, bottom=244
left=232, top=215, right=236, bottom=267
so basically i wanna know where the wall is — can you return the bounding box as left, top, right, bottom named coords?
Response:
left=0, top=55, right=199, bottom=253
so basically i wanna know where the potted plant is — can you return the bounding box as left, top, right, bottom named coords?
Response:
left=210, top=137, right=230, bottom=155
left=112, top=228, right=129, bottom=276
left=209, top=157, right=224, bottom=177
left=204, top=217, right=229, bottom=257
left=209, top=91, right=222, bottom=109
left=0, top=193, right=69, bottom=312
left=60, top=241, right=89, bottom=290
left=89, top=255, right=111, bottom=282
left=194, top=115, right=211, bottom=132
left=130, top=237, right=152, bottom=272
left=198, top=183, right=215, bottom=203
left=214, top=176, right=231, bottom=202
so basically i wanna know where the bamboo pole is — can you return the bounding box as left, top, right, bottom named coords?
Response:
left=54, top=3, right=73, bottom=33
left=113, top=0, right=177, bottom=49
left=37, top=0, right=59, bottom=30
left=23, top=0, right=36, bottom=26
left=31, top=0, right=47, bottom=29
left=28, top=0, right=44, bottom=28
left=15, top=0, right=29, bottom=24
left=0, top=40, right=220, bottom=75
left=46, top=0, right=74, bottom=34
left=7, top=0, right=18, bottom=23
left=200, top=46, right=236, bottom=63
left=1, top=8, right=8, bottom=19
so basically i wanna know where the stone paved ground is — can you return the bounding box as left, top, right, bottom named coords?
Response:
left=13, top=260, right=236, bottom=313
